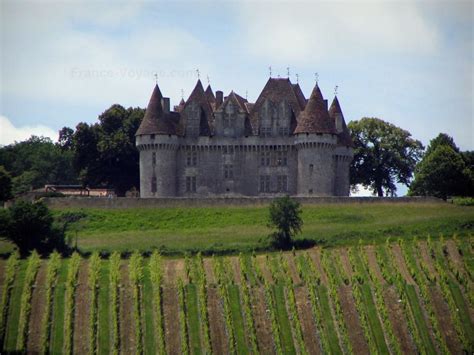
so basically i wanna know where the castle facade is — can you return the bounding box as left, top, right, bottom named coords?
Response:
left=135, top=77, right=353, bottom=197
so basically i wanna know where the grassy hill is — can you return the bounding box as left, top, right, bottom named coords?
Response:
left=1, top=201, right=472, bottom=256
left=0, top=236, right=473, bottom=354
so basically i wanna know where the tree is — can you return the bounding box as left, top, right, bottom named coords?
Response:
left=0, top=136, right=77, bottom=196
left=72, top=105, right=144, bottom=195
left=0, top=166, right=12, bottom=201
left=0, top=201, right=67, bottom=256
left=409, top=133, right=473, bottom=199
left=58, top=127, right=74, bottom=150
left=268, top=195, right=303, bottom=248
left=348, top=117, right=424, bottom=196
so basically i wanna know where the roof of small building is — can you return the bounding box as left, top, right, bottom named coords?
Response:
left=329, top=96, right=353, bottom=147
left=135, top=84, right=178, bottom=136
left=294, top=84, right=337, bottom=135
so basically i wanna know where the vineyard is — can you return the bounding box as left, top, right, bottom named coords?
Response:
left=0, top=236, right=473, bottom=354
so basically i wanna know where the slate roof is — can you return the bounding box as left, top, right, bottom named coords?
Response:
left=250, top=78, right=304, bottom=134
left=205, top=85, right=216, bottom=109
left=329, top=96, right=353, bottom=147
left=294, top=84, right=337, bottom=135
left=182, top=80, right=214, bottom=136
left=292, top=83, right=307, bottom=110
left=136, top=84, right=178, bottom=136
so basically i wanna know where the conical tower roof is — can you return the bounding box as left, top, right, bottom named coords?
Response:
left=329, top=96, right=353, bottom=147
left=294, top=84, right=336, bottom=134
left=136, top=84, right=176, bottom=136
left=205, top=85, right=216, bottom=107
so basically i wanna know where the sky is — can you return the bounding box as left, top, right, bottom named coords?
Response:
left=0, top=0, right=473, bottom=195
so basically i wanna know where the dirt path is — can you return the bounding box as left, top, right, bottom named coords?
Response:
left=430, top=285, right=462, bottom=353
left=203, top=258, right=216, bottom=286
left=73, top=260, right=90, bottom=354
left=339, top=285, right=369, bottom=354
left=295, top=286, right=321, bottom=354
left=365, top=246, right=385, bottom=284
left=251, top=286, right=275, bottom=353
left=26, top=261, right=47, bottom=353
left=207, top=287, right=228, bottom=354
left=307, top=248, right=328, bottom=285
left=119, top=263, right=136, bottom=354
left=391, top=244, right=415, bottom=284
left=338, top=249, right=353, bottom=280
left=230, top=256, right=242, bottom=285
left=445, top=239, right=464, bottom=270
left=164, top=259, right=185, bottom=286
left=384, top=286, right=417, bottom=354
left=256, top=255, right=273, bottom=283
left=418, top=241, right=436, bottom=275
left=162, top=287, right=181, bottom=355
left=284, top=253, right=301, bottom=285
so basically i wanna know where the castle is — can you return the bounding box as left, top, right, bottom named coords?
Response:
left=135, top=77, right=353, bottom=197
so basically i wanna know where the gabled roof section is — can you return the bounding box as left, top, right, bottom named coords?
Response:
left=292, top=83, right=307, bottom=110
left=294, top=84, right=337, bottom=135
left=136, top=84, right=177, bottom=136
left=205, top=85, right=216, bottom=108
left=250, top=78, right=304, bottom=133
left=182, top=80, right=215, bottom=135
left=329, top=96, right=353, bottom=147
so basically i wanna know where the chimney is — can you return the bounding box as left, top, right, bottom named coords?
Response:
left=161, top=97, right=170, bottom=113
left=216, top=91, right=223, bottom=107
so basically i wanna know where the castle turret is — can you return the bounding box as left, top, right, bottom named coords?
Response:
left=329, top=96, right=353, bottom=195
left=135, top=84, right=179, bottom=197
left=294, top=84, right=338, bottom=195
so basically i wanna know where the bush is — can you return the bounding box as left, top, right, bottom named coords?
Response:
left=0, top=200, right=68, bottom=256
left=268, top=195, right=303, bottom=249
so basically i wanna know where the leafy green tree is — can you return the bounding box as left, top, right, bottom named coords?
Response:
left=0, top=166, right=12, bottom=201
left=409, top=133, right=473, bottom=199
left=348, top=117, right=424, bottom=196
left=0, top=201, right=67, bottom=256
left=72, top=105, right=144, bottom=195
left=58, top=127, right=74, bottom=150
left=268, top=195, right=303, bottom=248
left=0, top=136, right=77, bottom=196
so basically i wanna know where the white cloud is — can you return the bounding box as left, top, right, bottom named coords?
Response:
left=238, top=1, right=439, bottom=65
left=0, top=115, right=57, bottom=146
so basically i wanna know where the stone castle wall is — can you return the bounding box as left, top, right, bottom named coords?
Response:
left=41, top=196, right=444, bottom=209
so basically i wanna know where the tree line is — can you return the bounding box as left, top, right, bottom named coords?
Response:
left=0, top=107, right=472, bottom=201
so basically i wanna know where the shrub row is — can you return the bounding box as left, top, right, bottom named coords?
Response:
left=238, top=253, right=258, bottom=353
left=177, top=278, right=189, bottom=355
left=194, top=253, right=211, bottom=353
left=149, top=250, right=166, bottom=354
left=109, top=252, right=121, bottom=355
left=63, top=252, right=81, bottom=354
left=88, top=252, right=101, bottom=354
left=40, top=251, right=61, bottom=353
left=295, top=252, right=331, bottom=353
left=212, top=256, right=236, bottom=353
left=16, top=251, right=41, bottom=352
left=129, top=251, right=144, bottom=354
left=0, top=251, right=19, bottom=346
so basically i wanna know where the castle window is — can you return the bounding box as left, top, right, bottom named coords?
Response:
left=261, top=127, right=272, bottom=137
left=186, top=176, right=196, bottom=192
left=309, top=164, right=314, bottom=174
left=308, top=189, right=313, bottom=194
left=150, top=134, right=155, bottom=140
left=224, top=164, right=233, bottom=179
left=186, top=151, right=197, bottom=166
left=152, top=152, right=156, bottom=166
left=259, top=175, right=270, bottom=193
left=260, top=151, right=271, bottom=166
left=277, top=175, right=288, bottom=192
left=276, top=151, right=287, bottom=166
left=278, top=127, right=289, bottom=136
left=151, top=176, right=157, bottom=193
